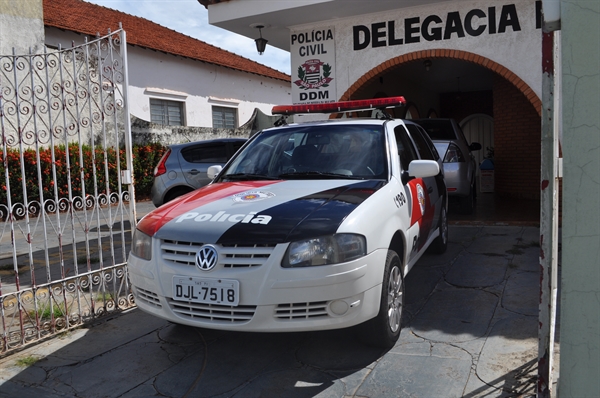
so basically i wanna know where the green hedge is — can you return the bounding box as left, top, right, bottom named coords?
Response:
left=0, top=143, right=167, bottom=207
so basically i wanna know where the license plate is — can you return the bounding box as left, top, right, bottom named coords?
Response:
left=172, top=276, right=239, bottom=306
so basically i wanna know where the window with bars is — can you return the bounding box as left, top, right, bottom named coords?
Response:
left=212, top=106, right=237, bottom=129
left=150, top=98, right=185, bottom=126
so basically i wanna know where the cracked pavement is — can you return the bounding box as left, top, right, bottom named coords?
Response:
left=0, top=225, right=554, bottom=397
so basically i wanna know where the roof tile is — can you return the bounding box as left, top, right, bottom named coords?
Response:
left=43, top=0, right=290, bottom=82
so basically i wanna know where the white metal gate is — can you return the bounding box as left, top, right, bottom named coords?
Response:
left=0, top=28, right=136, bottom=356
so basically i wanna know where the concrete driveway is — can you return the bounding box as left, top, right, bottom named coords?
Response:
left=0, top=225, right=552, bottom=398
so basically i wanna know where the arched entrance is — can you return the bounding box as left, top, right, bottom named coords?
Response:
left=339, top=49, right=541, bottom=201
left=340, top=49, right=541, bottom=115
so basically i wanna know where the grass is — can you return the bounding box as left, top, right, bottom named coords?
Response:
left=76, top=256, right=100, bottom=264
left=514, top=239, right=540, bottom=248
left=0, top=263, right=29, bottom=276
left=95, top=292, right=115, bottom=302
left=28, top=302, right=66, bottom=320
left=482, top=252, right=505, bottom=257
left=0, top=263, right=13, bottom=271
left=507, top=240, right=540, bottom=255
left=15, top=356, right=39, bottom=367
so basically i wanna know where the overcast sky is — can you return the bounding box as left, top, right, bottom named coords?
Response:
left=86, top=0, right=291, bottom=75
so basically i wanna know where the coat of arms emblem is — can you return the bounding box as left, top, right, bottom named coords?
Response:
left=294, top=59, right=333, bottom=90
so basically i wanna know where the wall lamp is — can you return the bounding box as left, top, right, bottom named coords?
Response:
left=254, top=25, right=268, bottom=55
left=424, top=59, right=432, bottom=71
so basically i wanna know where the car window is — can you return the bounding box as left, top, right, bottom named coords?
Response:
left=394, top=126, right=418, bottom=171
left=416, top=120, right=456, bottom=140
left=417, top=125, right=441, bottom=160
left=181, top=143, right=228, bottom=163
left=223, top=124, right=387, bottom=179
left=455, top=123, right=470, bottom=145
left=405, top=124, right=437, bottom=161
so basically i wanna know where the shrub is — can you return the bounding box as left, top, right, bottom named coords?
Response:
left=0, top=143, right=166, bottom=209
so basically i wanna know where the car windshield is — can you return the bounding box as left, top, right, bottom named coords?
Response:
left=221, top=124, right=388, bottom=181
left=416, top=120, right=456, bottom=140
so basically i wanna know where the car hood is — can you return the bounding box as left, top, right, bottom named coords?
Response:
left=137, top=179, right=385, bottom=245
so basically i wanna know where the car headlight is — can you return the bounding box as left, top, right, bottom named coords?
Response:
left=131, top=229, right=152, bottom=260
left=282, top=234, right=366, bottom=268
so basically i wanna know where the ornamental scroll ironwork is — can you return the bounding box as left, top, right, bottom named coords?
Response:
left=0, top=28, right=136, bottom=356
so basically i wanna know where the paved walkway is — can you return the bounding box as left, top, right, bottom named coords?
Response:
left=0, top=224, right=559, bottom=398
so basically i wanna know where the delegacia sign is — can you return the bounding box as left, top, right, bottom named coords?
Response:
left=290, top=27, right=336, bottom=105
left=353, top=3, right=542, bottom=50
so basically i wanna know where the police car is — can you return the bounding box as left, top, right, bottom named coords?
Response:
left=129, top=97, right=448, bottom=348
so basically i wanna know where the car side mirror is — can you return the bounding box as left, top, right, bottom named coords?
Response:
left=408, top=160, right=440, bottom=179
left=469, top=142, right=482, bottom=151
left=207, top=165, right=223, bottom=180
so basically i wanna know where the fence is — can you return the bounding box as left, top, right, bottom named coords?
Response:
left=0, top=28, right=136, bottom=356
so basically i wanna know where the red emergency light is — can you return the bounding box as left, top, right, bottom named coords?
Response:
left=272, top=96, right=406, bottom=115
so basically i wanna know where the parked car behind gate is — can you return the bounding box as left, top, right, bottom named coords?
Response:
left=151, top=138, right=247, bottom=207
left=414, top=118, right=481, bottom=214
left=130, top=97, right=448, bottom=349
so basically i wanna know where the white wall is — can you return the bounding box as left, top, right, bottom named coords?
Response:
left=0, top=0, right=45, bottom=54
left=559, top=0, right=600, bottom=396
left=290, top=0, right=542, bottom=103
left=44, top=27, right=291, bottom=128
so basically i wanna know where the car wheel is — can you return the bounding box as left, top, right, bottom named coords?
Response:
left=430, top=205, right=448, bottom=254
left=163, top=187, right=193, bottom=205
left=356, top=250, right=403, bottom=348
left=459, top=182, right=475, bottom=214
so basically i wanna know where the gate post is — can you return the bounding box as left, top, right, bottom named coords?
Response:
left=537, top=2, right=561, bottom=396
left=118, top=26, right=137, bottom=234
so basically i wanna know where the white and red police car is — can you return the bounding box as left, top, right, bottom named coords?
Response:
left=129, top=97, right=448, bottom=348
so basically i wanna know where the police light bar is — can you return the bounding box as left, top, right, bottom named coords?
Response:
left=272, top=96, right=406, bottom=115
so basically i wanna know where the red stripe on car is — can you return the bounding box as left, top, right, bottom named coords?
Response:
left=137, top=181, right=280, bottom=236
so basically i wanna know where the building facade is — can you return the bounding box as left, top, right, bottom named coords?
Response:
left=42, top=0, right=291, bottom=130
left=201, top=0, right=543, bottom=201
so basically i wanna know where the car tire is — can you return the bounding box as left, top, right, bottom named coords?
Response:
left=459, top=182, right=475, bottom=214
left=163, top=187, right=193, bottom=205
left=356, top=250, right=403, bottom=348
left=430, top=205, right=448, bottom=254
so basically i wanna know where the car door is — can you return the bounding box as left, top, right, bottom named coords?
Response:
left=405, top=123, right=444, bottom=235
left=180, top=141, right=229, bottom=188
left=394, top=125, right=437, bottom=260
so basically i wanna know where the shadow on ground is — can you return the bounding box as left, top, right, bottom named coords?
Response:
left=0, top=225, right=547, bottom=397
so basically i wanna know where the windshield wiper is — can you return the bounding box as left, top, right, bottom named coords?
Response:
left=277, top=171, right=363, bottom=180
left=222, top=173, right=280, bottom=181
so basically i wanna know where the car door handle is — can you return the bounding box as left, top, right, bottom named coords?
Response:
left=189, top=169, right=199, bottom=175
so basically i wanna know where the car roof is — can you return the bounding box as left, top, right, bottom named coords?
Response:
left=168, top=138, right=247, bottom=149
left=262, top=117, right=397, bottom=132
left=413, top=118, right=454, bottom=122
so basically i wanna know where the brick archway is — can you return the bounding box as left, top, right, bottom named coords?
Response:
left=339, top=49, right=541, bottom=116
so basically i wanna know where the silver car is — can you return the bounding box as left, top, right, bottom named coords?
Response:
left=151, top=138, right=247, bottom=207
left=414, top=118, right=481, bottom=214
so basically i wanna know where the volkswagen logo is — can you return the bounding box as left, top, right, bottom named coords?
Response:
left=195, top=245, right=218, bottom=271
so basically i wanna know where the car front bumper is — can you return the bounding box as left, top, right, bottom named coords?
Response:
left=128, top=244, right=387, bottom=332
